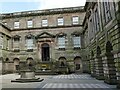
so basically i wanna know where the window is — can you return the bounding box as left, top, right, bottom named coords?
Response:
left=57, top=17, right=64, bottom=26
left=0, top=36, right=3, bottom=49
left=27, top=20, right=33, bottom=28
left=6, top=39, right=10, bottom=50
left=42, top=19, right=48, bottom=27
left=94, top=9, right=100, bottom=32
left=26, top=38, right=33, bottom=50
left=14, top=21, right=20, bottom=28
left=72, top=16, right=79, bottom=25
left=103, top=1, right=112, bottom=23
left=13, top=37, right=20, bottom=51
left=3, top=22, right=7, bottom=25
left=58, top=36, right=65, bottom=49
left=73, top=36, right=81, bottom=48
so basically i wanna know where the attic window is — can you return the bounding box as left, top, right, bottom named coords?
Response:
left=27, top=20, right=33, bottom=28
left=14, top=21, right=20, bottom=29
left=42, top=19, right=48, bottom=27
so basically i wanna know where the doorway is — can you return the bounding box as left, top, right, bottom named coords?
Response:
left=41, top=43, right=50, bottom=61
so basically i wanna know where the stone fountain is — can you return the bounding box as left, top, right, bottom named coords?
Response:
left=11, top=62, right=44, bottom=83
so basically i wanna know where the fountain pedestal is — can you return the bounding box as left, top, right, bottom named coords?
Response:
left=11, top=70, right=44, bottom=83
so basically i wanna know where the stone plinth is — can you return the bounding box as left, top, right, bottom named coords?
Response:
left=11, top=70, right=44, bottom=83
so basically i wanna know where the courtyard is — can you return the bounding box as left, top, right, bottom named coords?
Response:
left=0, top=1, right=120, bottom=90
left=1, top=73, right=118, bottom=90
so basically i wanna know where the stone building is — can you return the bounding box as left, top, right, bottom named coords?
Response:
left=0, top=0, right=120, bottom=89
left=82, top=1, right=120, bottom=88
left=0, top=6, right=85, bottom=74
left=0, top=23, right=11, bottom=74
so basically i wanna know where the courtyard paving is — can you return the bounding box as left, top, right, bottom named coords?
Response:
left=0, top=73, right=119, bottom=90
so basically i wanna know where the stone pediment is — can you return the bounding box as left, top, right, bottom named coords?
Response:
left=36, top=32, right=55, bottom=39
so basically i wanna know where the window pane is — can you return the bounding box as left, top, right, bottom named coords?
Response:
left=14, top=38, right=20, bottom=49
left=14, top=21, right=19, bottom=28
left=42, top=19, right=48, bottom=27
left=27, top=20, right=33, bottom=28
left=3, top=22, right=7, bottom=25
left=26, top=39, right=33, bottom=49
left=73, top=36, right=81, bottom=48
left=7, top=39, right=10, bottom=50
left=103, top=2, right=112, bottom=23
left=0, top=36, right=3, bottom=49
left=58, top=37, right=65, bottom=48
left=58, top=18, right=64, bottom=26
left=73, top=16, right=79, bottom=25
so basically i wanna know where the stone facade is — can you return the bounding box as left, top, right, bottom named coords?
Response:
left=0, top=1, right=120, bottom=89
left=0, top=6, right=85, bottom=74
left=83, top=1, right=120, bottom=88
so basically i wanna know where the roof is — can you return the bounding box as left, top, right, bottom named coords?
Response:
left=1, top=6, right=85, bottom=19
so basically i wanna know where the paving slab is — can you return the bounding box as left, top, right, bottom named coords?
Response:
left=0, top=73, right=118, bottom=90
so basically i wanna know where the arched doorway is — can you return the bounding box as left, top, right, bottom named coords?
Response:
left=96, top=46, right=104, bottom=80
left=41, top=43, right=50, bottom=61
left=13, top=58, right=20, bottom=71
left=104, top=41, right=116, bottom=84
left=74, top=56, right=82, bottom=73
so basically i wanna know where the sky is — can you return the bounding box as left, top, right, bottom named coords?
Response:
left=0, top=0, right=86, bottom=14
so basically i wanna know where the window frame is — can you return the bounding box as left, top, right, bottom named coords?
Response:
left=0, top=36, right=4, bottom=49
left=26, top=38, right=34, bottom=50
left=72, top=16, right=79, bottom=25
left=13, top=37, right=20, bottom=51
left=58, top=36, right=65, bottom=49
left=27, top=20, right=33, bottom=28
left=94, top=8, right=100, bottom=32
left=14, top=21, right=20, bottom=29
left=103, top=1, right=112, bottom=24
left=57, top=17, right=64, bottom=26
left=42, top=19, right=48, bottom=27
left=73, top=35, right=81, bottom=49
